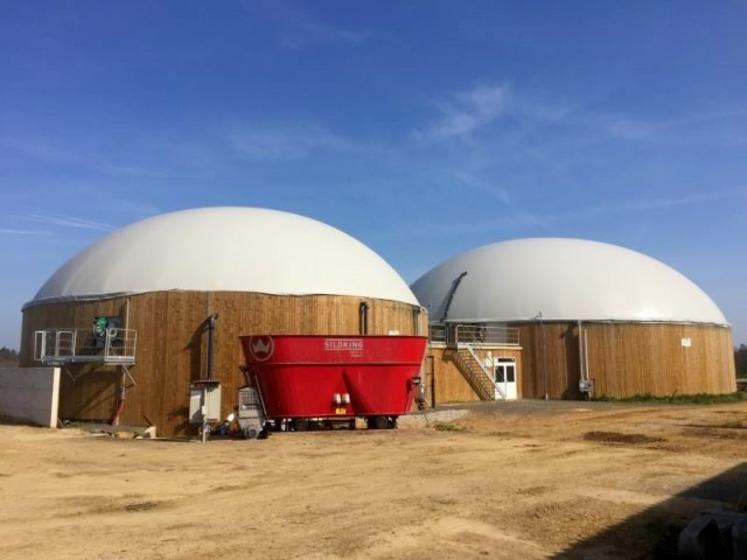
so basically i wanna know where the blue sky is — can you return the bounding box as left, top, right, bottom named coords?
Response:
left=1, top=1, right=746, bottom=348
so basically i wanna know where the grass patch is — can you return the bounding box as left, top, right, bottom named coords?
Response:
left=433, top=422, right=466, bottom=432
left=592, top=392, right=747, bottom=405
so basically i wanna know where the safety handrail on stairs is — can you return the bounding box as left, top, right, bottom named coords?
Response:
left=464, top=346, right=506, bottom=401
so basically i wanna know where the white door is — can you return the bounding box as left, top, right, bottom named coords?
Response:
left=494, top=358, right=518, bottom=400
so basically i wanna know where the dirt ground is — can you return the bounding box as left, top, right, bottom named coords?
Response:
left=0, top=401, right=746, bottom=560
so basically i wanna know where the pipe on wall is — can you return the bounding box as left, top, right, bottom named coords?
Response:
left=578, top=320, right=585, bottom=385
left=359, top=302, right=369, bottom=335
left=207, top=313, right=218, bottom=380
left=413, top=306, right=422, bottom=336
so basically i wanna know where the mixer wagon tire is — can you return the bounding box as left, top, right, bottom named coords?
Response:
left=293, top=419, right=310, bottom=432
left=367, top=416, right=389, bottom=430
left=243, top=427, right=259, bottom=439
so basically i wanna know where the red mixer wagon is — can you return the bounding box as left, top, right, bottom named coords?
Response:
left=239, top=335, right=427, bottom=430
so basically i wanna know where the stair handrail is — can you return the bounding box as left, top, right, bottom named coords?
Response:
left=464, top=345, right=506, bottom=401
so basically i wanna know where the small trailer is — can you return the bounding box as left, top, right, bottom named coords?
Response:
left=239, top=335, right=427, bottom=432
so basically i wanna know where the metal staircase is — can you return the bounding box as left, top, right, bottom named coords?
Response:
left=432, top=323, right=518, bottom=402
left=448, top=348, right=505, bottom=401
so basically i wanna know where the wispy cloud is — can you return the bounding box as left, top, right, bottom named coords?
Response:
left=415, top=84, right=511, bottom=142
left=0, top=228, right=50, bottom=236
left=118, top=201, right=162, bottom=218
left=228, top=122, right=351, bottom=160
left=565, top=186, right=747, bottom=219
left=374, top=186, right=747, bottom=241
left=1, top=135, right=207, bottom=180
left=244, top=0, right=370, bottom=50
left=452, top=171, right=512, bottom=205
left=413, top=81, right=747, bottom=151
left=25, top=213, right=113, bottom=232
left=1, top=137, right=80, bottom=165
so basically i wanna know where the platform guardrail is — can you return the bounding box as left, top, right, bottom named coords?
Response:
left=429, top=323, right=520, bottom=347
left=33, top=328, right=137, bottom=365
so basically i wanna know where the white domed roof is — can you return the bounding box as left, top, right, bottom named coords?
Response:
left=412, top=238, right=727, bottom=325
left=29, top=207, right=418, bottom=306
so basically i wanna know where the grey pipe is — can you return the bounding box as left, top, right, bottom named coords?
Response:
left=359, top=302, right=369, bottom=335
left=207, top=313, right=218, bottom=380
left=578, top=320, right=585, bottom=385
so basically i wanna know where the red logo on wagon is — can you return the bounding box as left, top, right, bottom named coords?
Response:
left=249, top=336, right=274, bottom=362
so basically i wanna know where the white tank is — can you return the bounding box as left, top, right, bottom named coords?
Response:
left=29, top=207, right=418, bottom=307
left=411, top=238, right=727, bottom=324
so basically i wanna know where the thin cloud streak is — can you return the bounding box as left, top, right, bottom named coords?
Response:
left=228, top=122, right=352, bottom=161
left=413, top=82, right=747, bottom=151
left=452, top=172, right=512, bottom=205
left=568, top=186, right=747, bottom=219
left=25, top=213, right=113, bottom=232
left=0, top=228, right=51, bottom=236
left=243, top=0, right=370, bottom=50
left=372, top=186, right=747, bottom=241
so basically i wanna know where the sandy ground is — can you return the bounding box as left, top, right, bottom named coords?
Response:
left=0, top=401, right=746, bottom=560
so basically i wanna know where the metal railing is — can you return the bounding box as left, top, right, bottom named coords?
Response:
left=429, top=323, right=520, bottom=347
left=429, top=323, right=448, bottom=343
left=464, top=346, right=506, bottom=400
left=33, top=328, right=137, bottom=365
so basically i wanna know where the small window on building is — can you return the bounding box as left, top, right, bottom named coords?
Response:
left=495, top=367, right=505, bottom=383
left=506, top=368, right=515, bottom=383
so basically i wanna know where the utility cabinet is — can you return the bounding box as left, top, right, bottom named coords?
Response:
left=189, top=380, right=222, bottom=425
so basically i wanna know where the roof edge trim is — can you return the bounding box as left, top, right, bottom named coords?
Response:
left=23, top=289, right=422, bottom=311
left=434, top=318, right=731, bottom=327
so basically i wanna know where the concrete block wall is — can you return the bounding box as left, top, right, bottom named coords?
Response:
left=0, top=367, right=60, bottom=428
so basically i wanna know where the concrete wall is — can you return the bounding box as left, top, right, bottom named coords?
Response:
left=0, top=367, right=60, bottom=428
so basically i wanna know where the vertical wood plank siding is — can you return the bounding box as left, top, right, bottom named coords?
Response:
left=514, top=322, right=736, bottom=399
left=427, top=346, right=522, bottom=403
left=428, top=322, right=735, bottom=404
left=20, top=291, right=428, bottom=435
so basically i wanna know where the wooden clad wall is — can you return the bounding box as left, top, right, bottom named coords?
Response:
left=513, top=322, right=736, bottom=399
left=20, top=291, right=428, bottom=435
left=427, top=346, right=522, bottom=404
left=513, top=323, right=582, bottom=400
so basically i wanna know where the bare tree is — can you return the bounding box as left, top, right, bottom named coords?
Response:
left=736, top=344, right=747, bottom=378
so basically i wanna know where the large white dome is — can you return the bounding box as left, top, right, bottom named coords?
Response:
left=411, top=238, right=727, bottom=325
left=29, top=207, right=418, bottom=306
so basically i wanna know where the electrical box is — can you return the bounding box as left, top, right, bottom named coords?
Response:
left=189, top=381, right=222, bottom=424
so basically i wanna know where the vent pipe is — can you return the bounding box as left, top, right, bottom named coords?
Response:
left=359, top=302, right=369, bottom=335
left=207, top=313, right=218, bottom=380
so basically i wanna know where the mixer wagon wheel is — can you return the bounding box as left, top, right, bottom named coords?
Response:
left=292, top=419, right=310, bottom=432
left=243, top=427, right=259, bottom=439
left=367, top=416, right=390, bottom=430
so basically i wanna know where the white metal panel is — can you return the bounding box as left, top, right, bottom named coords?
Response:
left=27, top=207, right=418, bottom=307
left=189, top=385, right=222, bottom=424
left=411, top=238, right=728, bottom=325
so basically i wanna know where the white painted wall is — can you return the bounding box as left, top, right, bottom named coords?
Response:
left=0, top=367, right=60, bottom=428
